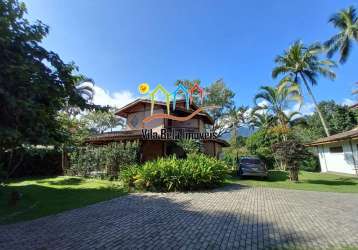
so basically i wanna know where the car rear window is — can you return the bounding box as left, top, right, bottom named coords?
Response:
left=241, top=159, right=261, bottom=164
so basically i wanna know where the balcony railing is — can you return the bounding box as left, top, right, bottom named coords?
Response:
left=164, top=126, right=201, bottom=133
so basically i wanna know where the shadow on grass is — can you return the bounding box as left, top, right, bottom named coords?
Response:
left=234, top=170, right=288, bottom=182
left=0, top=183, right=126, bottom=225
left=36, top=177, right=85, bottom=186
left=306, top=179, right=357, bottom=186
left=265, top=170, right=288, bottom=182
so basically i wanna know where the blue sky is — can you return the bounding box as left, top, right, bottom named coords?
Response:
left=24, top=0, right=358, bottom=112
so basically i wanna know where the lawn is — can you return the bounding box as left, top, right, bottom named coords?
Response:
left=227, top=170, right=358, bottom=193
left=0, top=176, right=126, bottom=225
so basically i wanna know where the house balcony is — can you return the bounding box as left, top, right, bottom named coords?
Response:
left=164, top=126, right=200, bottom=133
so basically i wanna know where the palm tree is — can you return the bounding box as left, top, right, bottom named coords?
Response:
left=253, top=84, right=302, bottom=128
left=272, top=41, right=336, bottom=136
left=254, top=84, right=302, bottom=171
left=74, top=76, right=95, bottom=102
left=65, top=77, right=95, bottom=116
left=325, top=6, right=358, bottom=64
left=250, top=111, right=276, bottom=129
left=228, top=105, right=249, bottom=140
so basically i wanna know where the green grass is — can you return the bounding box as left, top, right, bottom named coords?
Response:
left=2, top=172, right=357, bottom=225
left=227, top=170, right=358, bottom=193
left=0, top=176, right=126, bottom=225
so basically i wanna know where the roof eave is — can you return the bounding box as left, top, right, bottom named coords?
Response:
left=306, top=136, right=358, bottom=147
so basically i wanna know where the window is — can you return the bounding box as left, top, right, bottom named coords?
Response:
left=240, top=158, right=262, bottom=164
left=129, top=115, right=139, bottom=127
left=329, top=146, right=343, bottom=153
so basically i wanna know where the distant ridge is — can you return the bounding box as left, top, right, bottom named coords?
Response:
left=220, top=126, right=256, bottom=141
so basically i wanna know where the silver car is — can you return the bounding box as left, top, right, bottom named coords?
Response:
left=238, top=157, right=268, bottom=178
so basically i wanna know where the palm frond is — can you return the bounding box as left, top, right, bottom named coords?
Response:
left=339, top=36, right=352, bottom=63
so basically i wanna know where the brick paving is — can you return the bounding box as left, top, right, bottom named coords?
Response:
left=1, top=185, right=358, bottom=249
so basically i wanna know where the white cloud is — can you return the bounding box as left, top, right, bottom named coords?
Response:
left=299, top=103, right=315, bottom=116
left=282, top=102, right=315, bottom=117
left=92, top=85, right=136, bottom=108
left=342, top=98, right=356, bottom=106
left=251, top=100, right=269, bottom=115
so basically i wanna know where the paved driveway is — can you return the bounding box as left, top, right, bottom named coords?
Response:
left=1, top=185, right=358, bottom=249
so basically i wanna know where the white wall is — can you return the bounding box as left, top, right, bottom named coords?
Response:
left=317, top=140, right=358, bottom=175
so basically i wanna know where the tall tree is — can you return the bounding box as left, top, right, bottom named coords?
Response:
left=64, top=76, right=95, bottom=117
left=250, top=112, right=276, bottom=129
left=175, top=79, right=201, bottom=89
left=228, top=105, right=249, bottom=140
left=325, top=6, right=358, bottom=64
left=0, top=0, right=95, bottom=155
left=84, top=109, right=124, bottom=134
left=294, top=101, right=358, bottom=142
left=204, top=79, right=235, bottom=137
left=272, top=41, right=337, bottom=136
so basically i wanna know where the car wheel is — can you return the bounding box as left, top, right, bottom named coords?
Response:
left=237, top=168, right=243, bottom=177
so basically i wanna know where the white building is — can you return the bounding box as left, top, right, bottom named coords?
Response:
left=308, top=128, right=358, bottom=175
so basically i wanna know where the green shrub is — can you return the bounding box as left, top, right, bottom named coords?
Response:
left=245, top=128, right=280, bottom=169
left=68, top=142, right=139, bottom=178
left=175, top=139, right=202, bottom=154
left=0, top=147, right=63, bottom=178
left=299, top=153, right=320, bottom=172
left=120, top=154, right=228, bottom=192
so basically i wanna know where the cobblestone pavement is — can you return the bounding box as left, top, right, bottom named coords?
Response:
left=1, top=185, right=358, bottom=249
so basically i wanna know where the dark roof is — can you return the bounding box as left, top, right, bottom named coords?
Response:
left=85, top=130, right=143, bottom=144
left=212, top=138, right=230, bottom=147
left=85, top=130, right=229, bottom=147
left=306, top=128, right=358, bottom=146
left=115, top=98, right=214, bottom=125
left=350, top=103, right=358, bottom=110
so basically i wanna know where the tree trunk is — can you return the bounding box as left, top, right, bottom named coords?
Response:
left=289, top=166, right=299, bottom=182
left=7, top=150, right=24, bottom=179
left=300, top=73, right=330, bottom=136
left=62, top=144, right=65, bottom=173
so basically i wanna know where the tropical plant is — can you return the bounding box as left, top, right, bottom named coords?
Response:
left=68, top=142, right=139, bottom=178
left=272, top=140, right=309, bottom=182
left=204, top=79, right=235, bottom=137
left=227, top=105, right=249, bottom=139
left=223, top=135, right=249, bottom=170
left=253, top=84, right=302, bottom=128
left=120, top=154, right=228, bottom=192
left=293, top=100, right=358, bottom=142
left=84, top=109, right=125, bottom=134
left=325, top=6, right=358, bottom=64
left=245, top=128, right=281, bottom=169
left=272, top=41, right=337, bottom=136
left=64, top=77, right=96, bottom=116
left=250, top=112, right=275, bottom=129
left=175, top=139, right=202, bottom=155
left=0, top=0, right=97, bottom=173
left=175, top=79, right=201, bottom=89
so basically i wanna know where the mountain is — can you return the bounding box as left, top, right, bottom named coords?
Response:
left=220, top=126, right=255, bottom=141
